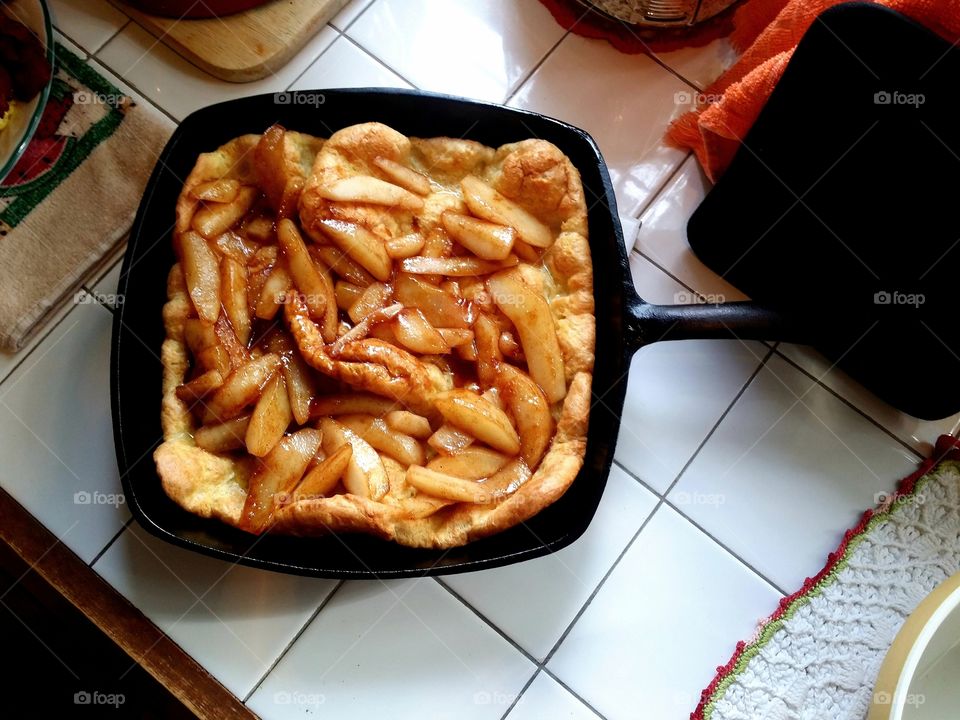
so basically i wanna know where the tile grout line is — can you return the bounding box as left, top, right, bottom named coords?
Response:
left=280, top=24, right=345, bottom=92
left=93, top=17, right=132, bottom=55
left=660, top=345, right=777, bottom=501
left=0, top=300, right=85, bottom=390
left=87, top=56, right=181, bottom=126
left=661, top=496, right=788, bottom=596
left=337, top=34, right=421, bottom=90
left=433, top=578, right=542, bottom=668
left=54, top=17, right=131, bottom=60
left=80, top=285, right=116, bottom=315
left=770, top=347, right=926, bottom=460
left=619, top=446, right=791, bottom=595
left=497, top=667, right=542, bottom=720
left=435, top=563, right=624, bottom=720
left=241, top=579, right=346, bottom=704
left=538, top=665, right=609, bottom=720
left=537, top=500, right=664, bottom=668
left=330, top=0, right=377, bottom=34
left=503, top=29, right=571, bottom=106
left=633, top=247, right=698, bottom=295
left=87, top=516, right=135, bottom=568
left=629, top=150, right=694, bottom=222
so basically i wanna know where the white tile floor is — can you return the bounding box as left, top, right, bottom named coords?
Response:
left=4, top=2, right=957, bottom=718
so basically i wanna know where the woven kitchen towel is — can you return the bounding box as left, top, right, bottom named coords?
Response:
left=0, top=42, right=173, bottom=352
left=693, top=435, right=960, bottom=720
left=667, top=0, right=960, bottom=181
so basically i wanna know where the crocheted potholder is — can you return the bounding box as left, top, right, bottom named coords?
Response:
left=694, top=435, right=960, bottom=720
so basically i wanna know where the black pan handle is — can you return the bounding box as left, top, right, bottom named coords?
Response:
left=624, top=295, right=810, bottom=352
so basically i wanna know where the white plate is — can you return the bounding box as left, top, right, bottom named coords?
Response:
left=870, top=571, right=960, bottom=719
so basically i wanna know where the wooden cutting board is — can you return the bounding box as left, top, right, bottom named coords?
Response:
left=112, top=0, right=349, bottom=83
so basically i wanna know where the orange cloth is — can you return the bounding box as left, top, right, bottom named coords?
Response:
left=667, top=0, right=960, bottom=181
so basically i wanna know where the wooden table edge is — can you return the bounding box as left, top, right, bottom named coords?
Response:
left=0, top=487, right=258, bottom=720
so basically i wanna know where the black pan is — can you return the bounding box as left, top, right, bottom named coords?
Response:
left=110, top=88, right=896, bottom=579
left=687, top=2, right=960, bottom=421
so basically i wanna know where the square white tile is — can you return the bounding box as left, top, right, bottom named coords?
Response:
left=347, top=0, right=566, bottom=102
left=778, top=344, right=960, bottom=456
left=670, top=353, right=920, bottom=591
left=506, top=672, right=599, bottom=720
left=548, top=504, right=780, bottom=720
left=444, top=465, right=657, bottom=660
left=292, top=35, right=412, bottom=91
left=96, top=22, right=339, bottom=120
left=93, top=523, right=338, bottom=698
left=49, top=0, right=128, bottom=55
left=329, top=0, right=374, bottom=30
left=247, top=578, right=536, bottom=719
left=635, top=155, right=749, bottom=302
left=510, top=32, right=694, bottom=218
left=0, top=300, right=129, bottom=563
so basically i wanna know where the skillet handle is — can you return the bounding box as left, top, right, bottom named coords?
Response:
left=625, top=297, right=810, bottom=351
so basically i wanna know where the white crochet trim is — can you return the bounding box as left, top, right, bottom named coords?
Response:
left=708, top=461, right=960, bottom=720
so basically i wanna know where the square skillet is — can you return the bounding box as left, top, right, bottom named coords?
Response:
left=111, top=89, right=632, bottom=578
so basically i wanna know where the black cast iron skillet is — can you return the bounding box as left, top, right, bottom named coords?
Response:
left=111, top=87, right=900, bottom=579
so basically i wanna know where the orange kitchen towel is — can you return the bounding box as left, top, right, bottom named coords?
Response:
left=666, top=0, right=960, bottom=182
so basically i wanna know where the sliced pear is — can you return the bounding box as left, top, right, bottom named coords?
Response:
left=316, top=219, right=392, bottom=282
left=434, top=389, right=520, bottom=456
left=373, top=156, right=432, bottom=195
left=319, top=418, right=389, bottom=500
left=461, top=175, right=553, bottom=248
left=318, top=174, right=424, bottom=211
